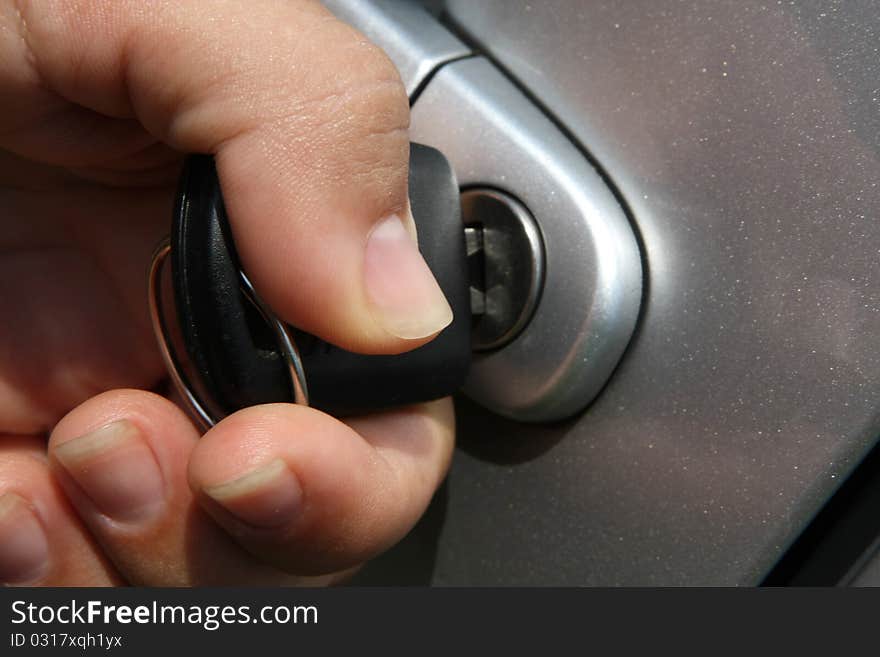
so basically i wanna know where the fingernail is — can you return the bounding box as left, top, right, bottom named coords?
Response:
left=364, top=211, right=454, bottom=340
left=0, top=493, right=50, bottom=585
left=204, top=458, right=302, bottom=528
left=54, top=420, right=164, bottom=523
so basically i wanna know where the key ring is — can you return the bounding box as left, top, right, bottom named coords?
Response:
left=148, top=236, right=309, bottom=431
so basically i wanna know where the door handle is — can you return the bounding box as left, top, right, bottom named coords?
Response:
left=326, top=1, right=644, bottom=422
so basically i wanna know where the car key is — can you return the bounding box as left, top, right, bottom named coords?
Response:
left=149, top=144, right=472, bottom=427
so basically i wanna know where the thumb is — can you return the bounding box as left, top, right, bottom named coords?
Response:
left=10, top=0, right=453, bottom=353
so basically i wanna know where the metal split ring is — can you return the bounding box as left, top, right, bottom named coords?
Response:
left=148, top=237, right=309, bottom=430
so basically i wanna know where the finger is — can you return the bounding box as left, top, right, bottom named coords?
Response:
left=3, top=0, right=453, bottom=353
left=187, top=399, right=455, bottom=575
left=47, top=389, right=343, bottom=585
left=0, top=435, right=120, bottom=586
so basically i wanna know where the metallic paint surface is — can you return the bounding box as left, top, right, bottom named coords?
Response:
left=427, top=0, right=880, bottom=584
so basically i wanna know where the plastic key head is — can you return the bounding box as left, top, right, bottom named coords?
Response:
left=164, top=144, right=471, bottom=425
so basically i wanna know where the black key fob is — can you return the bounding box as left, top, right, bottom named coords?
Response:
left=156, top=144, right=471, bottom=426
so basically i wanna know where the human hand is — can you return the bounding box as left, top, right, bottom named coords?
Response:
left=0, top=0, right=455, bottom=585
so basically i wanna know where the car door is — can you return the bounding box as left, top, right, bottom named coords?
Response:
left=328, top=0, right=880, bottom=586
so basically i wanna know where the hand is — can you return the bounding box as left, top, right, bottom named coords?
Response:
left=0, top=0, right=455, bottom=585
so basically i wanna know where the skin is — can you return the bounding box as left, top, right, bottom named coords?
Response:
left=0, top=0, right=455, bottom=585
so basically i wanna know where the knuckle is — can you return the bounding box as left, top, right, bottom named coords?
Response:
left=260, top=44, right=411, bottom=206
left=295, top=57, right=409, bottom=140
left=280, top=20, right=410, bottom=140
